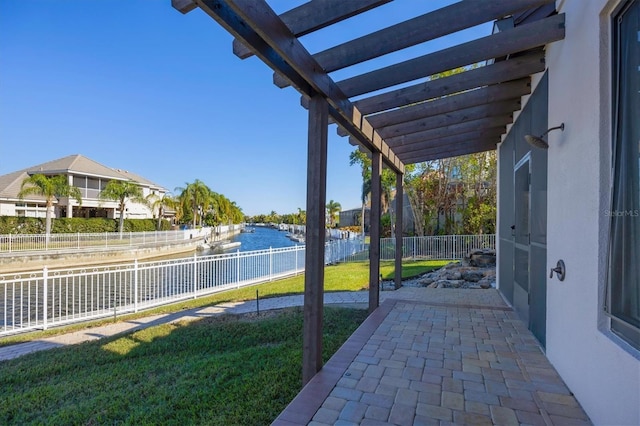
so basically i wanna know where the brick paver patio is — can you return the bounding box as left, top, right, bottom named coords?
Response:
left=273, top=289, right=591, bottom=426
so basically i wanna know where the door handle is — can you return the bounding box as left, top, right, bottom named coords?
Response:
left=549, top=260, right=566, bottom=281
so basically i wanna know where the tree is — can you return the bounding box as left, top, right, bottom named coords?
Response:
left=296, top=208, right=306, bottom=225
left=349, top=149, right=397, bottom=235
left=204, top=192, right=243, bottom=226
left=147, top=192, right=178, bottom=231
left=175, top=180, right=210, bottom=228
left=403, top=153, right=496, bottom=236
left=458, top=151, right=497, bottom=234
left=99, top=180, right=146, bottom=234
left=349, top=150, right=372, bottom=237
left=265, top=210, right=280, bottom=224
left=326, top=200, right=341, bottom=227
left=18, top=174, right=82, bottom=240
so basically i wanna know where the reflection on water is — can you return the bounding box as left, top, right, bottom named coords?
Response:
left=136, top=226, right=297, bottom=263
left=230, top=226, right=297, bottom=252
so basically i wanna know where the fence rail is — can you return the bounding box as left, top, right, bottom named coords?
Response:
left=0, top=234, right=493, bottom=335
left=0, top=226, right=242, bottom=254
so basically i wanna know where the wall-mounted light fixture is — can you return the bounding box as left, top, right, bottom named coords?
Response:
left=524, top=123, right=565, bottom=149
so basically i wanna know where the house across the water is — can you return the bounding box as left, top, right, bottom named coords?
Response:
left=0, top=154, right=168, bottom=221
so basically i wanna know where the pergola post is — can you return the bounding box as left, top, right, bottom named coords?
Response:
left=394, top=172, right=403, bottom=290
left=303, top=94, right=328, bottom=385
left=369, top=151, right=382, bottom=313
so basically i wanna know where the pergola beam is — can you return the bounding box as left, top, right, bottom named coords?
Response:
left=386, top=118, right=512, bottom=150
left=391, top=127, right=507, bottom=155
left=353, top=51, right=545, bottom=115
left=378, top=100, right=518, bottom=140
left=302, top=95, right=328, bottom=385
left=398, top=138, right=500, bottom=163
left=369, top=151, right=382, bottom=313
left=367, top=78, right=531, bottom=129
left=189, top=0, right=403, bottom=173
left=338, top=14, right=564, bottom=97
left=233, top=0, right=390, bottom=59
left=274, top=0, right=553, bottom=87
left=398, top=133, right=500, bottom=162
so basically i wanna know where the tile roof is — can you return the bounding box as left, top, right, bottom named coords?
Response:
left=0, top=154, right=166, bottom=201
left=0, top=171, right=48, bottom=202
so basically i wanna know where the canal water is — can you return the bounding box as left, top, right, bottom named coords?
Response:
left=1, top=226, right=305, bottom=330
left=229, top=226, right=297, bottom=252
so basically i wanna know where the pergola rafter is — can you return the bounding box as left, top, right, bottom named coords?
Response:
left=172, top=0, right=565, bottom=386
left=232, top=0, right=391, bottom=59
left=352, top=51, right=546, bottom=115
left=376, top=114, right=513, bottom=155
left=335, top=13, right=565, bottom=98
left=377, top=100, right=519, bottom=140
left=366, top=78, right=531, bottom=129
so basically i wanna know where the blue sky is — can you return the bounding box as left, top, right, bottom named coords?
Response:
left=0, top=0, right=492, bottom=216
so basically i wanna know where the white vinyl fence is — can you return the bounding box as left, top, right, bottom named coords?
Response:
left=0, top=235, right=493, bottom=335
left=335, top=234, right=496, bottom=263
left=0, top=226, right=242, bottom=253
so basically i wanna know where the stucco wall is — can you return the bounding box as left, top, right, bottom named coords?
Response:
left=544, top=0, right=639, bottom=424
left=0, top=202, right=16, bottom=216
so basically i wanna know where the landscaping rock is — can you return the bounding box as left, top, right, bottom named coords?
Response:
left=442, top=271, right=462, bottom=280
left=478, top=279, right=493, bottom=289
left=466, top=249, right=496, bottom=267
left=462, top=270, right=485, bottom=282
left=443, top=261, right=462, bottom=269
left=446, top=279, right=465, bottom=288
left=380, top=249, right=497, bottom=291
left=418, top=277, right=434, bottom=287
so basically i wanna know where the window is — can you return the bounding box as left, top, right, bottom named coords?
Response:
left=73, top=176, right=86, bottom=188
left=607, top=0, right=640, bottom=349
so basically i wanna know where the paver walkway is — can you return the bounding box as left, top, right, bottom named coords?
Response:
left=273, top=289, right=591, bottom=426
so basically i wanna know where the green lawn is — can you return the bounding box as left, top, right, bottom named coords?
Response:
left=0, top=259, right=450, bottom=347
left=0, top=259, right=452, bottom=424
left=0, top=307, right=368, bottom=425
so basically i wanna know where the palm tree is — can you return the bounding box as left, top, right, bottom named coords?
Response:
left=99, top=180, right=147, bottom=234
left=326, top=200, right=342, bottom=228
left=175, top=180, right=210, bottom=228
left=350, top=150, right=371, bottom=237
left=296, top=207, right=306, bottom=225
left=147, top=192, right=178, bottom=231
left=18, top=174, right=82, bottom=241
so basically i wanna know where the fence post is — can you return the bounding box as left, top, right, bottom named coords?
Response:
left=105, top=232, right=108, bottom=248
left=130, top=231, right=132, bottom=247
left=295, top=245, right=298, bottom=275
left=411, top=237, right=414, bottom=259
left=193, top=253, right=198, bottom=299
left=236, top=249, right=241, bottom=288
left=77, top=233, right=80, bottom=249
left=43, top=266, right=48, bottom=330
left=269, top=247, right=273, bottom=281
left=134, top=259, right=139, bottom=313
left=8, top=233, right=11, bottom=253
left=454, top=235, right=458, bottom=259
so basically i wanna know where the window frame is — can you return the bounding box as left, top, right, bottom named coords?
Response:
left=605, top=0, right=640, bottom=350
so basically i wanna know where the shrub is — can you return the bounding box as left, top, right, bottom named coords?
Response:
left=0, top=217, right=172, bottom=234
left=0, top=217, right=45, bottom=234
left=52, top=218, right=116, bottom=233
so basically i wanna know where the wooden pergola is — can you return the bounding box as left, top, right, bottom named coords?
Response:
left=172, top=0, right=564, bottom=385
